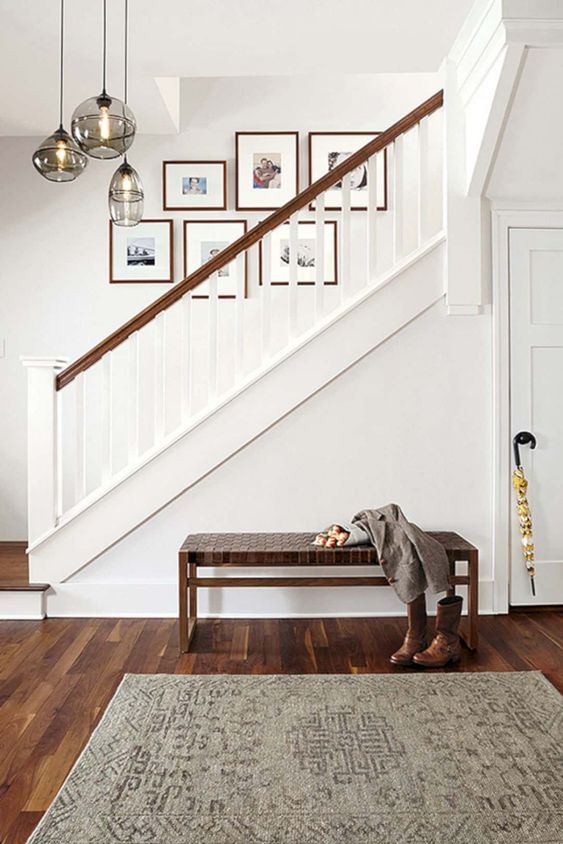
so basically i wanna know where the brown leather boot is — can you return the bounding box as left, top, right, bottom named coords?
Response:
left=413, top=595, right=462, bottom=668
left=390, top=593, right=427, bottom=666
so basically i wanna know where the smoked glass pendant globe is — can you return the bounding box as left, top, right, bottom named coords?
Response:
left=71, top=91, right=136, bottom=160
left=32, top=126, right=89, bottom=182
left=108, top=158, right=144, bottom=226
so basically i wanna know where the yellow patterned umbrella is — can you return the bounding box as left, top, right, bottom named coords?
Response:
left=512, top=432, right=537, bottom=597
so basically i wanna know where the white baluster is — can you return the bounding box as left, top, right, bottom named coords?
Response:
left=340, top=173, right=352, bottom=297
left=180, top=293, right=191, bottom=423
left=208, top=271, right=219, bottom=401
left=234, top=253, right=245, bottom=385
left=314, top=192, right=325, bottom=319
left=392, top=135, right=404, bottom=263
left=101, top=352, right=113, bottom=484
left=21, top=357, right=68, bottom=543
left=128, top=332, right=140, bottom=464
left=261, top=234, right=272, bottom=362
left=367, top=153, right=378, bottom=284
left=74, top=372, right=86, bottom=503
left=417, top=116, right=429, bottom=247
left=154, top=313, right=166, bottom=444
left=288, top=214, right=299, bottom=339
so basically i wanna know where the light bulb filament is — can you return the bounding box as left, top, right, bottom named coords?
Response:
left=55, top=140, right=67, bottom=166
left=99, top=106, right=111, bottom=141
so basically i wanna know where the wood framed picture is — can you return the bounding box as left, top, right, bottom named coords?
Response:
left=259, top=220, right=338, bottom=286
left=162, top=160, right=227, bottom=211
left=183, top=220, right=248, bottom=298
left=236, top=131, right=299, bottom=210
left=308, top=132, right=388, bottom=210
left=109, top=219, right=174, bottom=284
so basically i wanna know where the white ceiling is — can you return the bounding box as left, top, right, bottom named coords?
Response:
left=0, top=0, right=473, bottom=137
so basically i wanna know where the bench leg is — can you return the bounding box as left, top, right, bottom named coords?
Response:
left=179, top=555, right=197, bottom=653
left=466, top=549, right=479, bottom=650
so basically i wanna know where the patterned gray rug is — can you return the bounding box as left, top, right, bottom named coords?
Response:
left=28, top=672, right=561, bottom=843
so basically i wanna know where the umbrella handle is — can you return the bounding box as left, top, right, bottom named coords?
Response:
left=513, top=431, right=537, bottom=468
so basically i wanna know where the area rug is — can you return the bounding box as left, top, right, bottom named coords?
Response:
left=28, top=672, right=562, bottom=843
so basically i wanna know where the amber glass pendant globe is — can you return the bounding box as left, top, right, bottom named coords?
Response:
left=32, top=126, right=89, bottom=182
left=108, top=158, right=144, bottom=226
left=71, top=91, right=136, bottom=160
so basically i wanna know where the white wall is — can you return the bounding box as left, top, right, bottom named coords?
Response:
left=487, top=48, right=563, bottom=200
left=1, top=72, right=440, bottom=539
left=54, top=298, right=494, bottom=617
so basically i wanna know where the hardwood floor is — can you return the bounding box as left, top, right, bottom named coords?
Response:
left=0, top=612, right=561, bottom=843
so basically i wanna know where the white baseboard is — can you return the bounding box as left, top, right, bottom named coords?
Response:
left=45, top=578, right=495, bottom=618
left=0, top=589, right=46, bottom=620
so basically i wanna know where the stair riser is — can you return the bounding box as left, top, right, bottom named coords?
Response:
left=0, top=590, right=46, bottom=620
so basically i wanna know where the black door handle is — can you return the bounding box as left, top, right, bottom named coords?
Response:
left=513, top=431, right=537, bottom=467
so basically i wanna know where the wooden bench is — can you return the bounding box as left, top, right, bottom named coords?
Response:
left=179, top=531, right=479, bottom=653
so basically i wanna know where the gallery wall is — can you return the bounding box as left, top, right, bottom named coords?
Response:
left=0, top=72, right=442, bottom=538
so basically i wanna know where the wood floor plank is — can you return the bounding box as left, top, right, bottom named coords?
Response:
left=0, top=611, right=560, bottom=843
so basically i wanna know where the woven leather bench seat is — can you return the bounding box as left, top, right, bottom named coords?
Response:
left=179, top=531, right=478, bottom=653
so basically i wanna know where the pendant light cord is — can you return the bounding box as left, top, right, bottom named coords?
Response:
left=102, top=0, right=107, bottom=93
left=124, top=0, right=128, bottom=104
left=59, top=0, right=64, bottom=127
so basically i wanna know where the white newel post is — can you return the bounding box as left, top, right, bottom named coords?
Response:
left=21, top=357, right=68, bottom=546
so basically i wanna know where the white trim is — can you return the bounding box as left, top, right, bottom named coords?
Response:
left=0, top=589, right=46, bottom=620
left=28, top=233, right=446, bottom=554
left=447, top=304, right=482, bottom=315
left=491, top=206, right=563, bottom=613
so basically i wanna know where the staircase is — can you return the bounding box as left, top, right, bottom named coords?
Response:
left=21, top=92, right=445, bottom=606
left=0, top=542, right=48, bottom=618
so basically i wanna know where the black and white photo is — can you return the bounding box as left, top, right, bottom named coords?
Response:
left=110, top=220, right=174, bottom=284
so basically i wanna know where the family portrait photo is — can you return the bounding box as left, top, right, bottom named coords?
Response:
left=182, top=176, right=208, bottom=195
left=253, top=154, right=281, bottom=189
left=126, top=237, right=156, bottom=266
left=236, top=132, right=298, bottom=210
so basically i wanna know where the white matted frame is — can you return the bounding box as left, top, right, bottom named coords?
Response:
left=259, top=220, right=338, bottom=286
left=163, top=161, right=227, bottom=211
left=491, top=203, right=563, bottom=614
left=236, top=132, right=299, bottom=210
left=183, top=219, right=248, bottom=299
left=308, top=132, right=388, bottom=210
left=109, top=219, right=174, bottom=284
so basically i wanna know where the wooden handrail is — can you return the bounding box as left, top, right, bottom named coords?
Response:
left=56, top=90, right=443, bottom=390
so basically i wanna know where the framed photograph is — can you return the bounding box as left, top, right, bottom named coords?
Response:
left=183, top=220, right=248, bottom=298
left=308, top=132, right=388, bottom=210
left=236, top=131, right=299, bottom=210
left=162, top=160, right=227, bottom=211
left=259, top=221, right=338, bottom=286
left=109, top=219, right=174, bottom=284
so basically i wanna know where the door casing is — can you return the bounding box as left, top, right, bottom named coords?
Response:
left=491, top=204, right=563, bottom=612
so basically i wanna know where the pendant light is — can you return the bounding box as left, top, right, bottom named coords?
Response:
left=71, top=0, right=136, bottom=159
left=32, top=0, right=88, bottom=182
left=109, top=0, right=143, bottom=226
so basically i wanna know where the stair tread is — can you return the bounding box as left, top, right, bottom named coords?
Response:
left=0, top=582, right=50, bottom=592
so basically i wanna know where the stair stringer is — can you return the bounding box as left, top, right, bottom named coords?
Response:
left=28, top=237, right=445, bottom=585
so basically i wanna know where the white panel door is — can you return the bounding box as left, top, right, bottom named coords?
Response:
left=510, top=228, right=563, bottom=605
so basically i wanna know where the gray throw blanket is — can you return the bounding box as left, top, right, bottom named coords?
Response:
left=344, top=504, right=450, bottom=604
